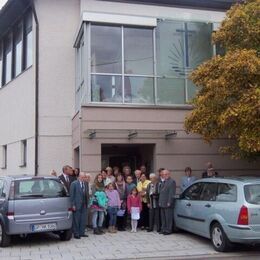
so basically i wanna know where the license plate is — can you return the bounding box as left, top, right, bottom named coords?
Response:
left=32, top=223, right=57, bottom=232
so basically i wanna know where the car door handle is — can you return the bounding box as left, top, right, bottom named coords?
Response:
left=186, top=203, right=191, bottom=207
left=205, top=204, right=211, bottom=208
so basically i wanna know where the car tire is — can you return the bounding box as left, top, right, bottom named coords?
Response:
left=210, top=222, right=232, bottom=252
left=0, top=221, right=11, bottom=247
left=59, top=229, right=72, bottom=241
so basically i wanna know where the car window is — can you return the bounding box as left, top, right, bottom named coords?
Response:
left=14, top=179, right=68, bottom=199
left=200, top=183, right=217, bottom=201
left=0, top=179, right=4, bottom=198
left=216, top=183, right=237, bottom=202
left=244, top=184, right=260, bottom=205
left=182, top=182, right=203, bottom=200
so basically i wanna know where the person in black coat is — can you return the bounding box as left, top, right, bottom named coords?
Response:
left=58, top=165, right=75, bottom=192
left=158, top=169, right=176, bottom=235
left=70, top=172, right=89, bottom=239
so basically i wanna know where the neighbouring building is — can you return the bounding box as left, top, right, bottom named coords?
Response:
left=0, top=0, right=259, bottom=188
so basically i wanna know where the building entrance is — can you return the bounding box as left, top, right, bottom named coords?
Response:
left=101, top=144, right=155, bottom=174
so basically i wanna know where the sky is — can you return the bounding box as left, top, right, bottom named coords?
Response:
left=0, top=0, right=7, bottom=10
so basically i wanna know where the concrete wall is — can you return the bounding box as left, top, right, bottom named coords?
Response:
left=80, top=0, right=226, bottom=23
left=0, top=66, right=35, bottom=176
left=34, top=0, right=80, bottom=175
left=76, top=106, right=260, bottom=188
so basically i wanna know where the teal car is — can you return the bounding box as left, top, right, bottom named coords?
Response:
left=174, top=177, right=260, bottom=252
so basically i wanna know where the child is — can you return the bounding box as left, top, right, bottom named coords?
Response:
left=125, top=175, right=136, bottom=197
left=105, top=182, right=121, bottom=233
left=127, top=187, right=142, bottom=232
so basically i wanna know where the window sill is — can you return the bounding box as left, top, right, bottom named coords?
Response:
left=81, top=102, right=193, bottom=110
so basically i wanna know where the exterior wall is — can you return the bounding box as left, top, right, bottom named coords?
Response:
left=80, top=0, right=226, bottom=23
left=76, top=106, right=260, bottom=190
left=0, top=66, right=35, bottom=176
left=34, top=0, right=80, bottom=175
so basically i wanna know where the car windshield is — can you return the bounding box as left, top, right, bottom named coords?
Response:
left=14, top=179, right=69, bottom=199
left=244, top=184, right=260, bottom=205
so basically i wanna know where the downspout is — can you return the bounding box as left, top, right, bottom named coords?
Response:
left=31, top=0, right=39, bottom=176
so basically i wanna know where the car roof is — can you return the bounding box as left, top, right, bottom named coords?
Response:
left=197, top=176, right=260, bottom=185
left=2, top=175, right=59, bottom=181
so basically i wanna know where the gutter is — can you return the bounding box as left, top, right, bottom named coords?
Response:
left=31, top=0, right=39, bottom=176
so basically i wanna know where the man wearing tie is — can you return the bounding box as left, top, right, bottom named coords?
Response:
left=70, top=172, right=89, bottom=239
left=59, top=165, right=73, bottom=192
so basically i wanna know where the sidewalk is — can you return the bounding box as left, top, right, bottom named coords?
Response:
left=1, top=230, right=259, bottom=260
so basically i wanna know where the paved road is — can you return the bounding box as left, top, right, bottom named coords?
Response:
left=1, top=229, right=260, bottom=260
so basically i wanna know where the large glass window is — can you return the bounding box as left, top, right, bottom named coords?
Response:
left=14, top=22, right=23, bottom=77
left=0, top=43, right=2, bottom=87
left=77, top=20, right=213, bottom=108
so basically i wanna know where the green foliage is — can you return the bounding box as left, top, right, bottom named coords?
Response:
left=185, top=0, right=260, bottom=159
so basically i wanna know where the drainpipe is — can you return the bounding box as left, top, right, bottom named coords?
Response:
left=31, top=0, right=39, bottom=176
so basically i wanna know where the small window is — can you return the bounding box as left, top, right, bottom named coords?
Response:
left=216, top=183, right=237, bottom=202
left=0, top=42, right=2, bottom=87
left=182, top=182, right=203, bottom=200
left=14, top=22, right=23, bottom=77
left=0, top=179, right=4, bottom=197
left=244, top=184, right=260, bottom=205
left=20, top=140, right=27, bottom=167
left=200, top=183, right=217, bottom=201
left=3, top=33, right=12, bottom=84
left=0, top=145, right=7, bottom=169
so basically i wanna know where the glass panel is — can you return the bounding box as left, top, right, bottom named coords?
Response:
left=244, top=185, right=260, bottom=205
left=0, top=43, right=2, bottom=87
left=14, top=22, right=23, bottom=76
left=4, top=33, right=12, bottom=84
left=91, top=75, right=122, bottom=102
left=183, top=182, right=203, bottom=200
left=187, top=80, right=197, bottom=101
left=91, top=25, right=121, bottom=73
left=200, top=183, right=217, bottom=201
left=156, top=20, right=185, bottom=77
left=124, top=76, right=154, bottom=104
left=157, top=78, right=185, bottom=104
left=187, top=22, right=213, bottom=69
left=216, top=184, right=237, bottom=202
left=124, top=27, right=153, bottom=75
left=25, top=11, right=33, bottom=68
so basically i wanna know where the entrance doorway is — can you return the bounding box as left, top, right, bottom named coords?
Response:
left=101, top=144, right=155, bottom=174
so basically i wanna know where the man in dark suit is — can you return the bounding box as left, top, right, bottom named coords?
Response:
left=59, top=165, right=74, bottom=192
left=159, top=169, right=176, bottom=235
left=70, top=172, right=89, bottom=239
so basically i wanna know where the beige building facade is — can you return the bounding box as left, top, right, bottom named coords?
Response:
left=0, top=0, right=259, bottom=187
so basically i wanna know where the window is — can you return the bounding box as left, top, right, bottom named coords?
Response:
left=20, top=140, right=27, bottom=167
left=200, top=182, right=218, bottom=201
left=0, top=9, right=33, bottom=87
left=14, top=22, right=23, bottom=77
left=3, top=33, right=12, bottom=85
left=14, top=179, right=69, bottom=199
left=77, top=20, right=213, bottom=108
left=244, top=184, right=260, bottom=205
left=1, top=145, right=7, bottom=169
left=0, top=179, right=4, bottom=197
left=182, top=182, right=203, bottom=200
left=216, top=183, right=237, bottom=202
left=24, top=11, right=33, bottom=68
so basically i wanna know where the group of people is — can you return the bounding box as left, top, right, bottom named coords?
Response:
left=54, top=162, right=218, bottom=239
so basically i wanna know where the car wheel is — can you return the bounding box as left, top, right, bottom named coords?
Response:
left=210, top=223, right=232, bottom=252
left=0, top=221, right=11, bottom=247
left=59, top=229, right=72, bottom=241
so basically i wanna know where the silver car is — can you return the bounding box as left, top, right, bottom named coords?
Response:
left=174, top=177, right=260, bottom=252
left=0, top=175, right=73, bottom=247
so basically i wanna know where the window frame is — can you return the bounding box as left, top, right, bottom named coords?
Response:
left=77, top=20, right=214, bottom=109
left=0, top=8, right=33, bottom=88
left=20, top=139, right=27, bottom=167
left=1, top=145, right=7, bottom=169
left=216, top=183, right=237, bottom=202
left=181, top=182, right=203, bottom=201
left=199, top=182, right=218, bottom=201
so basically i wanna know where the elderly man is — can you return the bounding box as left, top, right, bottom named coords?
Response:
left=134, top=169, right=141, bottom=185
left=159, top=169, right=176, bottom=235
left=59, top=165, right=74, bottom=192
left=146, top=173, right=160, bottom=232
left=70, top=172, right=89, bottom=239
left=202, top=162, right=218, bottom=178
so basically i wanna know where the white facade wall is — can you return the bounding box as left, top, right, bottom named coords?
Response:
left=34, top=0, right=80, bottom=175
left=0, top=67, right=35, bottom=176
